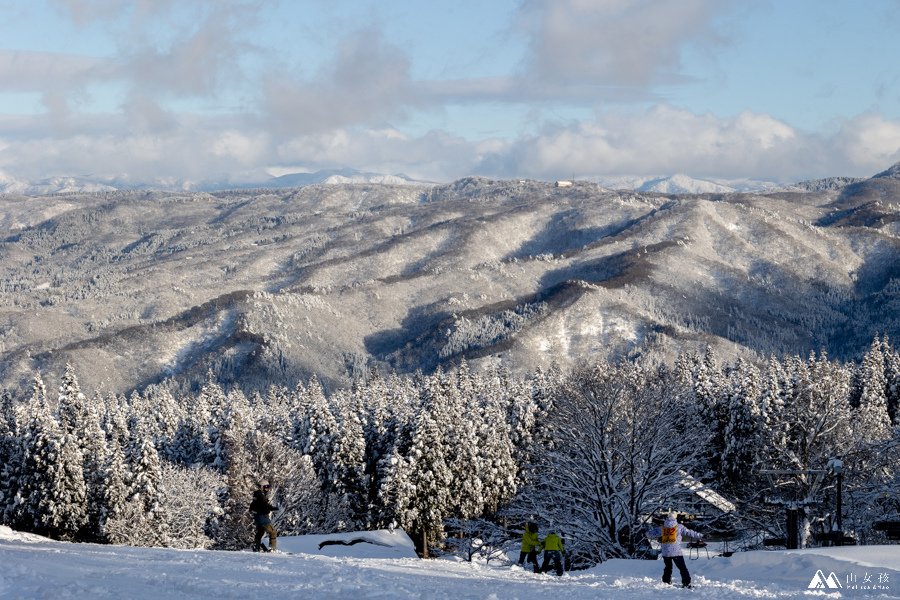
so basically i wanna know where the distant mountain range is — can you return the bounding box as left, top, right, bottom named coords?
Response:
left=1, top=161, right=898, bottom=396
left=0, top=168, right=880, bottom=196
left=0, top=169, right=427, bottom=195
left=592, top=173, right=784, bottom=194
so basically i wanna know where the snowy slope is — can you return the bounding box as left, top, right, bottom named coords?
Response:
left=1, top=526, right=897, bottom=599
left=1, top=170, right=899, bottom=396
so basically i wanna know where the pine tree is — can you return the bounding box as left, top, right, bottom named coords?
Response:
left=292, top=376, right=338, bottom=489
left=400, top=392, right=453, bottom=557
left=439, top=370, right=483, bottom=520
left=99, top=435, right=129, bottom=543
left=882, top=337, right=900, bottom=425
left=80, top=391, right=109, bottom=541
left=57, top=363, right=88, bottom=440
left=0, top=389, right=22, bottom=525
left=477, top=389, right=518, bottom=515
left=215, top=393, right=256, bottom=549
left=330, top=389, right=368, bottom=527
left=197, top=376, right=229, bottom=467
left=18, top=375, right=88, bottom=540
left=126, top=433, right=170, bottom=546
left=721, top=359, right=763, bottom=493
left=855, top=339, right=892, bottom=442
left=694, top=347, right=727, bottom=479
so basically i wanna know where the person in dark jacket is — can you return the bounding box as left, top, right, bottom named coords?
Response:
left=249, top=481, right=278, bottom=552
left=646, top=512, right=703, bottom=588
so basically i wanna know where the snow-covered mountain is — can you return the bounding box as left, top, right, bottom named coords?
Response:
left=1, top=525, right=897, bottom=599
left=2, top=168, right=875, bottom=196
left=0, top=173, right=119, bottom=195
left=0, top=169, right=428, bottom=195
left=637, top=174, right=736, bottom=194
left=263, top=168, right=426, bottom=188
left=592, top=174, right=781, bottom=194
left=1, top=162, right=899, bottom=395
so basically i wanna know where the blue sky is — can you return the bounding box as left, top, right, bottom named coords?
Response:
left=0, top=0, right=898, bottom=185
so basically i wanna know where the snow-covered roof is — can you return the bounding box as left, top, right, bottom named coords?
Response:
left=678, top=470, right=737, bottom=514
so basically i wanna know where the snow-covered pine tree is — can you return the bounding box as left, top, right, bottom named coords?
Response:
left=720, top=359, right=763, bottom=494
left=439, top=369, right=484, bottom=520
left=400, top=389, right=453, bottom=557
left=215, top=391, right=257, bottom=549
left=292, top=376, right=338, bottom=490
left=476, top=385, right=518, bottom=515
left=141, top=384, right=183, bottom=441
left=197, top=376, right=229, bottom=468
left=369, top=376, right=418, bottom=530
left=98, top=435, right=129, bottom=543
left=57, top=364, right=88, bottom=440
left=508, top=365, right=557, bottom=475
left=126, top=432, right=170, bottom=546
left=0, top=389, right=22, bottom=526
left=260, top=385, right=293, bottom=440
left=854, top=338, right=893, bottom=443
left=101, top=392, right=130, bottom=450
left=693, top=346, right=727, bottom=479
left=882, top=336, right=900, bottom=425
left=18, top=374, right=88, bottom=540
left=329, top=388, right=368, bottom=527
left=356, top=370, right=396, bottom=519
left=80, top=390, right=109, bottom=541
left=757, top=356, right=789, bottom=468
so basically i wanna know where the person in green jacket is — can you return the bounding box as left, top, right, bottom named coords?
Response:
left=517, top=522, right=540, bottom=573
left=539, top=530, right=565, bottom=576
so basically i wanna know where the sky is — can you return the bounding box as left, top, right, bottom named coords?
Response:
left=1, top=0, right=899, bottom=186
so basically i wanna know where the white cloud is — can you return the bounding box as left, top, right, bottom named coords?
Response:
left=516, top=0, right=734, bottom=89
left=474, top=105, right=900, bottom=181
left=835, top=113, right=900, bottom=172
left=261, top=27, right=422, bottom=137
left=0, top=50, right=111, bottom=93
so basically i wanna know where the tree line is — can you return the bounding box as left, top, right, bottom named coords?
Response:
left=0, top=338, right=898, bottom=562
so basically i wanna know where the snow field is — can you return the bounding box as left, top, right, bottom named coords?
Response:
left=2, top=526, right=898, bottom=599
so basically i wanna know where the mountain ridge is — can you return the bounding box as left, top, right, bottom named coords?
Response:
left=6, top=165, right=898, bottom=196
left=0, top=168, right=898, bottom=395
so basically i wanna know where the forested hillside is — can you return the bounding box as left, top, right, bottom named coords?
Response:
left=1, top=165, right=899, bottom=397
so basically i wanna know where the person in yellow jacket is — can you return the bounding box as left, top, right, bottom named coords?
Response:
left=517, top=522, right=540, bottom=572
left=539, top=530, right=565, bottom=576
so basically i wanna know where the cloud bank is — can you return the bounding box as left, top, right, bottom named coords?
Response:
left=0, top=0, right=898, bottom=186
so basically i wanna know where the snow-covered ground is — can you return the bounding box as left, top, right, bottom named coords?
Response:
left=1, top=525, right=898, bottom=599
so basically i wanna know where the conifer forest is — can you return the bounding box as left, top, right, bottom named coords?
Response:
left=2, top=338, right=898, bottom=563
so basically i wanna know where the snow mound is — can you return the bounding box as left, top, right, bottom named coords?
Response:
left=278, top=529, right=418, bottom=558
left=0, top=525, right=52, bottom=544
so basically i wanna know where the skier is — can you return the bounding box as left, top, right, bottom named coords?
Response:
left=517, top=522, right=540, bottom=572
left=249, top=481, right=278, bottom=552
left=646, top=511, right=703, bottom=588
left=539, top=530, right=565, bottom=576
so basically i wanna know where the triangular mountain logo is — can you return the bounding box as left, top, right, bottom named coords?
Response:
left=808, top=570, right=842, bottom=589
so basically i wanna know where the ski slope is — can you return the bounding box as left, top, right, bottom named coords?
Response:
left=1, top=526, right=898, bottom=599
